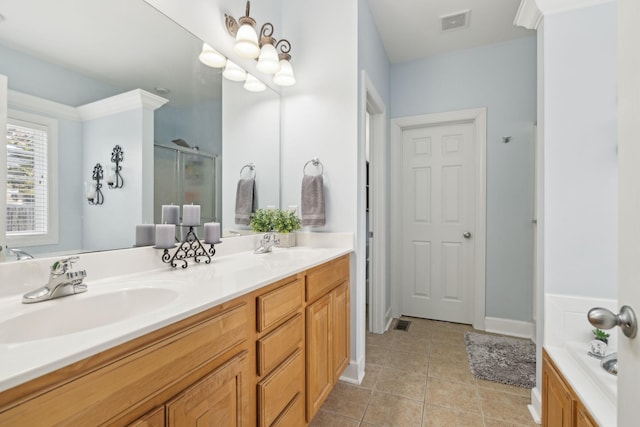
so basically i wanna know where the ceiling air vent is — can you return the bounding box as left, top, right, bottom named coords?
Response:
left=440, top=9, right=470, bottom=32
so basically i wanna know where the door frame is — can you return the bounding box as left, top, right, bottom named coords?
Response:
left=390, top=108, right=487, bottom=330
left=360, top=71, right=389, bottom=334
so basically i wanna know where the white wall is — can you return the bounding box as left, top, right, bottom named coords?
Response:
left=542, top=3, right=617, bottom=299
left=391, top=37, right=537, bottom=322
left=280, top=0, right=361, bottom=380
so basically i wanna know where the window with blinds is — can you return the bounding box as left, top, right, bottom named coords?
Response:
left=5, top=108, right=58, bottom=247
left=6, top=118, right=48, bottom=236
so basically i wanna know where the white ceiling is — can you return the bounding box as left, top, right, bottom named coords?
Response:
left=0, top=0, right=222, bottom=106
left=367, top=0, right=535, bottom=63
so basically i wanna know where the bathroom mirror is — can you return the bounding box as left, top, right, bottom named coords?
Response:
left=0, top=0, right=280, bottom=261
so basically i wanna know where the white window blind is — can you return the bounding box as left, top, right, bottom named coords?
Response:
left=6, top=117, right=48, bottom=237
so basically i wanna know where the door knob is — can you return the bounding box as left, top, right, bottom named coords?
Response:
left=588, top=306, right=637, bottom=339
left=463, top=232, right=471, bottom=239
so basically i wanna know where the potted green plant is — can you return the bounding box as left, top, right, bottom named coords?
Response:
left=589, top=328, right=610, bottom=358
left=273, top=209, right=302, bottom=247
left=249, top=208, right=276, bottom=233
left=593, top=328, right=610, bottom=344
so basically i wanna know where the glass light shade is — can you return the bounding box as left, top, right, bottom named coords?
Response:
left=199, top=43, right=226, bottom=68
left=273, top=59, right=296, bottom=86
left=256, top=43, right=280, bottom=74
left=222, top=60, right=247, bottom=82
left=244, top=74, right=266, bottom=92
left=234, top=23, right=260, bottom=59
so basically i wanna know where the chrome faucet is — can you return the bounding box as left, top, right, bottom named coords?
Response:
left=7, top=248, right=34, bottom=260
left=254, top=232, right=279, bottom=254
left=22, top=257, right=87, bottom=304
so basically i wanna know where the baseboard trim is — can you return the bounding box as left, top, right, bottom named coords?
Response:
left=339, top=357, right=365, bottom=385
left=485, top=317, right=535, bottom=339
left=528, top=386, right=542, bottom=424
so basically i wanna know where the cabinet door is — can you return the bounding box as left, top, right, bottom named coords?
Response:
left=543, top=358, right=573, bottom=427
left=576, top=401, right=597, bottom=427
left=129, top=406, right=165, bottom=427
left=306, top=293, right=333, bottom=422
left=167, top=351, right=247, bottom=427
left=333, top=281, right=349, bottom=381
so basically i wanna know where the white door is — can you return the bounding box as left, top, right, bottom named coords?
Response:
left=401, top=122, right=475, bottom=324
left=617, top=0, right=639, bottom=424
left=0, top=75, right=7, bottom=262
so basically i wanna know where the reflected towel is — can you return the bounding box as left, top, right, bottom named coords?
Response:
left=301, top=175, right=325, bottom=227
left=235, top=178, right=257, bottom=225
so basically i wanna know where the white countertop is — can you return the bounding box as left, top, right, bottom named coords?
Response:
left=0, top=244, right=352, bottom=393
left=544, top=344, right=616, bottom=427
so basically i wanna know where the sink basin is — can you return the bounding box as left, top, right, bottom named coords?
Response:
left=0, top=287, right=179, bottom=343
left=601, top=353, right=618, bottom=376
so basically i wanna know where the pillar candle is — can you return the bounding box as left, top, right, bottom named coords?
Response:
left=155, top=224, right=176, bottom=249
left=135, top=224, right=155, bottom=246
left=161, top=204, right=180, bottom=225
left=204, top=222, right=221, bottom=244
left=182, top=204, right=201, bottom=226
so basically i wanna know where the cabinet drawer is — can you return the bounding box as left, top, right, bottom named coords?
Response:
left=257, top=349, right=304, bottom=427
left=272, top=393, right=304, bottom=427
left=129, top=406, right=164, bottom=427
left=257, top=313, right=303, bottom=376
left=257, top=278, right=303, bottom=332
left=0, top=302, right=248, bottom=426
left=306, top=255, right=349, bottom=302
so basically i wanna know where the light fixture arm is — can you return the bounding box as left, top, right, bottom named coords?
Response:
left=225, top=1, right=256, bottom=36
left=275, top=39, right=292, bottom=60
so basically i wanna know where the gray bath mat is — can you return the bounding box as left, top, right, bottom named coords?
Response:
left=464, top=332, right=536, bottom=388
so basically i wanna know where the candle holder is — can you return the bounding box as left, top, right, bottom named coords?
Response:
left=108, top=145, right=124, bottom=189
left=161, top=225, right=219, bottom=269
left=88, top=163, right=104, bottom=205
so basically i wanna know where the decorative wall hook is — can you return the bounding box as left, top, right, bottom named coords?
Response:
left=87, top=163, right=104, bottom=205
left=108, top=145, right=124, bottom=189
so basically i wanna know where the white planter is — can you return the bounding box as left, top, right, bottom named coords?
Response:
left=276, top=232, right=296, bottom=248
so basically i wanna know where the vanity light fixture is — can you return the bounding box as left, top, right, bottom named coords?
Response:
left=223, top=60, right=247, bottom=81
left=87, top=163, right=104, bottom=205
left=107, top=145, right=124, bottom=189
left=244, top=74, right=266, bottom=92
left=199, top=43, right=227, bottom=68
left=225, top=1, right=295, bottom=86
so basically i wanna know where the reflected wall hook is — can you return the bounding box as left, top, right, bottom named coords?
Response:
left=108, top=145, right=124, bottom=189
left=87, top=163, right=104, bottom=205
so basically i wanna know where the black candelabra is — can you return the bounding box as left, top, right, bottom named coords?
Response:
left=161, top=226, right=219, bottom=269
left=88, top=163, right=104, bottom=205
left=108, top=145, right=124, bottom=189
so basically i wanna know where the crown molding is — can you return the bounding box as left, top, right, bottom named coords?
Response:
left=514, top=0, right=543, bottom=29
left=7, top=90, right=81, bottom=121
left=77, top=89, right=168, bottom=121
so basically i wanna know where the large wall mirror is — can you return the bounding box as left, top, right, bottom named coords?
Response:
left=0, top=0, right=280, bottom=262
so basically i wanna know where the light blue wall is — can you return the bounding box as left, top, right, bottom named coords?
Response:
left=358, top=0, right=392, bottom=322
left=391, top=36, right=537, bottom=322
left=543, top=3, right=617, bottom=298
left=154, top=101, right=222, bottom=156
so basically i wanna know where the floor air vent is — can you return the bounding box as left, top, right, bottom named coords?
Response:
left=394, top=319, right=411, bottom=331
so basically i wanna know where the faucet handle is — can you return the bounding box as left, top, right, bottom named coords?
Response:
left=51, top=256, right=80, bottom=275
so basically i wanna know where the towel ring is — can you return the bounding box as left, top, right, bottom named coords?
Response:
left=240, top=163, right=256, bottom=179
left=303, top=158, right=323, bottom=176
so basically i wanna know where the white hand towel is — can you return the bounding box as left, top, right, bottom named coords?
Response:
left=235, top=178, right=257, bottom=225
left=301, top=175, right=325, bottom=226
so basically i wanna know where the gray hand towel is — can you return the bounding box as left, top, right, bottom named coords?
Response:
left=301, top=174, right=325, bottom=226
left=235, top=178, right=257, bottom=225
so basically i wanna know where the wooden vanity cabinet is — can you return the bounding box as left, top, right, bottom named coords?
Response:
left=305, top=255, right=350, bottom=422
left=542, top=349, right=598, bottom=427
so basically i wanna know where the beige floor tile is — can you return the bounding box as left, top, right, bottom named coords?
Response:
left=310, top=410, right=362, bottom=427
left=429, top=341, right=469, bottom=362
left=384, top=349, right=429, bottom=374
left=366, top=344, right=390, bottom=366
left=374, top=367, right=427, bottom=400
left=425, top=377, right=481, bottom=414
left=367, top=331, right=396, bottom=348
left=393, top=333, right=432, bottom=354
left=478, top=388, right=534, bottom=425
left=362, top=391, right=423, bottom=426
left=320, top=382, right=372, bottom=420
left=476, top=378, right=530, bottom=397
left=484, top=418, right=539, bottom=427
left=422, top=404, right=484, bottom=427
left=428, top=355, right=476, bottom=385
left=360, top=364, right=383, bottom=389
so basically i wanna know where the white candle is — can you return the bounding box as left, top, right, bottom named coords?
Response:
left=204, top=222, right=221, bottom=244
left=85, top=182, right=96, bottom=200
left=182, top=204, right=201, bottom=226
left=161, top=204, right=180, bottom=225
left=135, top=224, right=155, bottom=246
left=155, top=224, right=176, bottom=249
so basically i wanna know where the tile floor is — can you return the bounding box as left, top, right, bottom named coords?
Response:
left=310, top=317, right=537, bottom=427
